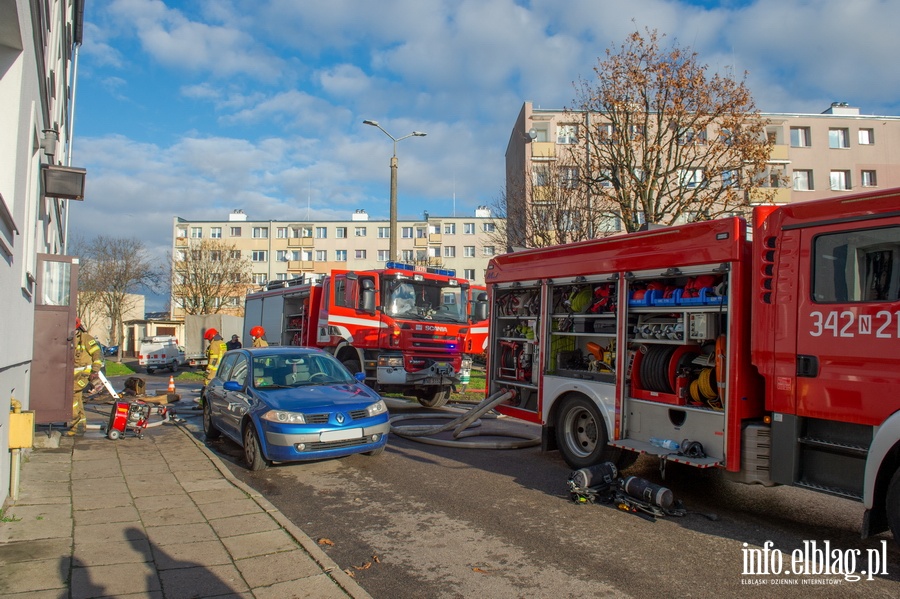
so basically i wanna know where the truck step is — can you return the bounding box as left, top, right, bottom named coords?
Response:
left=798, top=436, right=869, bottom=458
left=794, top=479, right=862, bottom=501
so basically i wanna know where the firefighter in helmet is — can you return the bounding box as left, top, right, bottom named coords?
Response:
left=71, top=317, right=103, bottom=436
left=203, top=328, right=228, bottom=391
left=250, top=325, right=268, bottom=347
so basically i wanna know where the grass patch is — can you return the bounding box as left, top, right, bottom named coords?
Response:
left=176, top=370, right=206, bottom=382
left=0, top=509, right=21, bottom=523
left=104, top=361, right=134, bottom=377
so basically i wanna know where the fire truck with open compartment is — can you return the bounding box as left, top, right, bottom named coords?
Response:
left=484, top=187, right=900, bottom=542
left=244, top=262, right=488, bottom=407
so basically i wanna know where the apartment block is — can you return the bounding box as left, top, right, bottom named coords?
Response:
left=507, top=101, right=900, bottom=238
left=172, top=208, right=499, bottom=317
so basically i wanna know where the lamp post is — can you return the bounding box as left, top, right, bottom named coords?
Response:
left=363, top=120, right=426, bottom=262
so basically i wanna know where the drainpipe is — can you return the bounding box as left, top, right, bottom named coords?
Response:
left=9, top=398, right=22, bottom=501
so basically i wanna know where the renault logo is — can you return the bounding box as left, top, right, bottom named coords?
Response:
left=336, top=413, right=345, bottom=424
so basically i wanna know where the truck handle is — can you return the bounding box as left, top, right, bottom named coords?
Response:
left=796, top=355, right=819, bottom=378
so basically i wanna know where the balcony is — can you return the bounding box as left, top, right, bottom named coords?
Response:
left=749, top=187, right=791, bottom=205
left=287, top=260, right=314, bottom=271
left=175, top=237, right=188, bottom=246
left=414, top=237, right=428, bottom=247
left=288, top=237, right=313, bottom=247
left=531, top=142, right=557, bottom=160
left=428, top=233, right=442, bottom=244
left=769, top=144, right=790, bottom=162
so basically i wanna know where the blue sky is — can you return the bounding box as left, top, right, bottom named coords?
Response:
left=70, top=0, right=900, bottom=310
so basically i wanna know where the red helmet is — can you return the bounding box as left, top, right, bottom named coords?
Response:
left=250, top=326, right=265, bottom=338
left=75, top=317, right=84, bottom=330
left=203, top=328, right=219, bottom=341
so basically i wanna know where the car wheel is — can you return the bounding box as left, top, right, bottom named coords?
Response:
left=203, top=401, right=220, bottom=440
left=418, top=386, right=451, bottom=408
left=170, top=361, right=178, bottom=373
left=243, top=424, right=270, bottom=471
left=555, top=395, right=619, bottom=469
left=365, top=445, right=386, bottom=457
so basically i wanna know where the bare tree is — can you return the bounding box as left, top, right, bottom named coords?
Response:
left=75, top=236, right=161, bottom=350
left=567, top=28, right=776, bottom=233
left=171, top=238, right=253, bottom=315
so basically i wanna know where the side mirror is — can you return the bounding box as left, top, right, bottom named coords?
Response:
left=223, top=380, right=242, bottom=392
left=472, top=292, right=488, bottom=322
left=355, top=372, right=366, bottom=382
left=360, top=279, right=376, bottom=313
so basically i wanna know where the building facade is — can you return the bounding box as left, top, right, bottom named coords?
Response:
left=1, top=0, right=82, bottom=505
left=171, top=208, right=500, bottom=317
left=507, top=101, right=900, bottom=246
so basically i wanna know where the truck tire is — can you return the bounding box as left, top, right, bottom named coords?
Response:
left=886, top=467, right=900, bottom=547
left=342, top=359, right=362, bottom=377
left=555, top=395, right=619, bottom=469
left=419, top=386, right=451, bottom=408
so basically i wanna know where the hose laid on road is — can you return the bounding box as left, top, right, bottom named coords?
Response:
left=389, top=389, right=541, bottom=449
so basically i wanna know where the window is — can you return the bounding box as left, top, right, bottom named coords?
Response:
left=464, top=246, right=475, bottom=258
left=859, top=129, right=875, bottom=145
left=790, top=127, right=811, bottom=147
left=830, top=170, right=851, bottom=190
left=355, top=249, right=367, bottom=259
left=210, top=227, right=222, bottom=239
left=290, top=250, right=301, bottom=260
left=296, top=226, right=312, bottom=238
left=812, top=226, right=900, bottom=302
left=209, top=250, right=221, bottom=262
left=175, top=250, right=186, bottom=262
left=482, top=223, right=495, bottom=233
left=532, top=165, right=549, bottom=187
left=402, top=227, right=413, bottom=238
left=228, top=296, right=240, bottom=307
left=335, top=250, right=347, bottom=261
left=557, top=124, right=577, bottom=144
left=829, top=128, right=850, bottom=149
left=316, top=227, right=327, bottom=239
left=416, top=227, right=427, bottom=238
left=252, top=227, right=268, bottom=239
left=276, top=273, right=289, bottom=281
left=301, top=250, right=312, bottom=261
left=229, top=272, right=243, bottom=283
left=230, top=227, right=242, bottom=237
left=315, top=250, right=327, bottom=261
left=355, top=227, right=367, bottom=237
left=378, top=249, right=389, bottom=261
left=464, top=223, right=475, bottom=235
left=252, top=273, right=267, bottom=285
left=862, top=170, right=877, bottom=187
left=336, top=227, right=347, bottom=239
left=443, top=246, right=456, bottom=258
left=464, top=269, right=476, bottom=280
left=679, top=169, right=705, bottom=188
left=483, top=246, right=496, bottom=256
left=722, top=169, right=739, bottom=188
left=190, top=227, right=202, bottom=239
left=416, top=250, right=427, bottom=261
left=793, top=170, right=814, bottom=191
left=428, top=224, right=440, bottom=235
left=444, top=223, right=456, bottom=234
left=378, top=227, right=390, bottom=238
left=276, top=250, right=288, bottom=262
left=276, top=227, right=287, bottom=238
left=530, top=125, right=549, bottom=142
left=678, top=128, right=707, bottom=145
left=230, top=250, right=241, bottom=259
left=428, top=247, right=440, bottom=258
left=598, top=123, right=614, bottom=144
left=176, top=227, right=188, bottom=238
left=560, top=166, right=579, bottom=189
left=401, top=250, right=414, bottom=261
left=251, top=250, right=267, bottom=262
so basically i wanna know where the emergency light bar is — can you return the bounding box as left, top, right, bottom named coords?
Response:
left=385, top=261, right=456, bottom=277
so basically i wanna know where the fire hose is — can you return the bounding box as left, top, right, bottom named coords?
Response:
left=389, top=388, right=541, bottom=449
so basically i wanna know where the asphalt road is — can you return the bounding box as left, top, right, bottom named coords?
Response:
left=104, top=372, right=900, bottom=598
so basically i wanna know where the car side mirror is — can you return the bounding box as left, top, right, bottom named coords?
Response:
left=355, top=372, right=366, bottom=383
left=224, top=381, right=242, bottom=392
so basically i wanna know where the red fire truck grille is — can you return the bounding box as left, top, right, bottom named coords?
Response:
left=410, top=333, right=456, bottom=350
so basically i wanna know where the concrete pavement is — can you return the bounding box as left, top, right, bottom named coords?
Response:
left=0, top=406, right=372, bottom=599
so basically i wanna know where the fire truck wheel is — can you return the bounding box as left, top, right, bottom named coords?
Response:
left=203, top=401, right=221, bottom=440
left=418, top=386, right=451, bottom=408
left=243, top=424, right=270, bottom=471
left=556, top=396, right=617, bottom=469
left=886, top=467, right=900, bottom=545
left=342, top=359, right=362, bottom=376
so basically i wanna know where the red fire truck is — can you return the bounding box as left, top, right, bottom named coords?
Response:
left=484, top=187, right=900, bottom=542
left=244, top=262, right=488, bottom=407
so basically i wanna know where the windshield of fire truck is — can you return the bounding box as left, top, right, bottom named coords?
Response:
left=383, top=277, right=468, bottom=323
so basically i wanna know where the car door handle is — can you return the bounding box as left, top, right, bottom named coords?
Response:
left=797, top=354, right=819, bottom=378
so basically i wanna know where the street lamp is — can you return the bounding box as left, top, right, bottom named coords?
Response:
left=363, top=119, right=426, bottom=262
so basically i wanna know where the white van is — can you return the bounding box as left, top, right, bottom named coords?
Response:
left=139, top=336, right=181, bottom=374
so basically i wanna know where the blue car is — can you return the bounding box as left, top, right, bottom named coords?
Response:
left=203, top=346, right=390, bottom=470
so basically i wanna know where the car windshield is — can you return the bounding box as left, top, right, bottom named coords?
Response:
left=251, top=354, right=355, bottom=388
left=383, top=278, right=468, bottom=323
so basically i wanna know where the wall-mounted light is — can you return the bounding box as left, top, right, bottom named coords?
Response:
left=40, top=129, right=59, bottom=159
left=42, top=165, right=87, bottom=200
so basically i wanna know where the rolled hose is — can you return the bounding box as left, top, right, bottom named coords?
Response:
left=389, top=389, right=541, bottom=449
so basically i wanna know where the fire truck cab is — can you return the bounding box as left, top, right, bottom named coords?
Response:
left=244, top=262, right=488, bottom=408
left=484, top=187, right=900, bottom=542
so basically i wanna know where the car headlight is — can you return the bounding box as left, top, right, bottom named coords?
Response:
left=261, top=410, right=306, bottom=424
left=365, top=400, right=387, bottom=417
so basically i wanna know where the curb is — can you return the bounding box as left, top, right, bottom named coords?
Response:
left=174, top=423, right=373, bottom=599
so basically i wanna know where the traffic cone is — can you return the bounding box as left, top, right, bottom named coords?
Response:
left=168, top=375, right=176, bottom=394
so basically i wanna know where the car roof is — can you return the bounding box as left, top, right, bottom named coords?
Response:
left=235, top=346, right=330, bottom=358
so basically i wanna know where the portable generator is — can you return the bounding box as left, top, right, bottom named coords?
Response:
left=106, top=400, right=171, bottom=440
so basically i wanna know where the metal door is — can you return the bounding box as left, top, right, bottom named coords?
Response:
left=30, top=254, right=79, bottom=424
